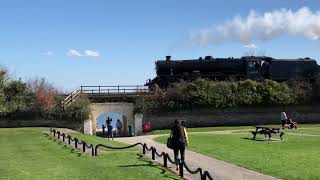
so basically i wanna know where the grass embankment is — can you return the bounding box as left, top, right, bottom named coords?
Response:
left=0, top=128, right=178, bottom=180
left=154, top=124, right=320, bottom=180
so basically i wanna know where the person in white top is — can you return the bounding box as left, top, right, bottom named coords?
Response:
left=280, top=112, right=288, bottom=129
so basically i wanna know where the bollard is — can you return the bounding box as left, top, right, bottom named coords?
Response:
left=179, top=160, right=184, bottom=178
left=143, top=144, right=146, bottom=154
left=83, top=142, right=86, bottom=152
left=75, top=138, right=78, bottom=148
left=68, top=136, right=71, bottom=144
left=151, top=147, right=155, bottom=160
left=163, top=154, right=167, bottom=167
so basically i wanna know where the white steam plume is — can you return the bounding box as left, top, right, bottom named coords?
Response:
left=191, top=7, right=320, bottom=46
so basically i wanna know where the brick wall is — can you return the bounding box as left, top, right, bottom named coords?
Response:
left=143, top=105, right=320, bottom=130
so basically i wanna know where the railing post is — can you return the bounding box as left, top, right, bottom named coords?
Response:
left=80, top=86, right=83, bottom=94
left=99, top=86, right=101, bottom=95
left=151, top=147, right=155, bottom=160
left=143, top=144, right=146, bottom=154
left=75, top=138, right=78, bottom=148
left=179, top=160, right=184, bottom=178
left=91, top=147, right=94, bottom=156
left=95, top=146, right=98, bottom=156
left=163, top=154, right=167, bottom=167
left=83, top=142, right=86, bottom=152
left=136, top=85, right=139, bottom=95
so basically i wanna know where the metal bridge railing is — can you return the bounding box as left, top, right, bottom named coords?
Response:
left=80, top=85, right=150, bottom=96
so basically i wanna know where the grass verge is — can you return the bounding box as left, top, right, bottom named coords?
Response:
left=0, top=128, right=179, bottom=180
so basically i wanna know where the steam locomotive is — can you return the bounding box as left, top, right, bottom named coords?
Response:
left=146, top=56, right=320, bottom=87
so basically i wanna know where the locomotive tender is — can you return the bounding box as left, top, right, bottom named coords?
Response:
left=146, top=56, right=320, bottom=87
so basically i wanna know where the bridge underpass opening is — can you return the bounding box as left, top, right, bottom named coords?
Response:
left=96, top=112, right=125, bottom=137
left=90, top=103, right=136, bottom=136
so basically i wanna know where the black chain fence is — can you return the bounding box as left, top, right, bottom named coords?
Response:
left=50, top=129, right=213, bottom=180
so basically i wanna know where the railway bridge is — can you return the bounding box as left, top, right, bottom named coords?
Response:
left=53, top=85, right=163, bottom=136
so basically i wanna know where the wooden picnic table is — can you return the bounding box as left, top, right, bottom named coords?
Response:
left=251, top=126, right=284, bottom=140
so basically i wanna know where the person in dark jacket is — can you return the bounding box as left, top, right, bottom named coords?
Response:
left=170, top=119, right=188, bottom=170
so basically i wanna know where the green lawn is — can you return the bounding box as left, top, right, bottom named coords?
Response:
left=0, top=128, right=178, bottom=180
left=145, top=126, right=253, bottom=135
left=154, top=125, right=320, bottom=180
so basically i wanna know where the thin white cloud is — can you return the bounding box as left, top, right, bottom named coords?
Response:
left=66, top=49, right=100, bottom=57
left=191, top=7, right=320, bottom=47
left=243, top=43, right=258, bottom=49
left=84, top=50, right=100, bottom=57
left=41, top=51, right=53, bottom=56
left=66, top=49, right=83, bottom=57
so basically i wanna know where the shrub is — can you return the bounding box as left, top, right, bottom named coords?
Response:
left=143, top=79, right=310, bottom=112
left=51, top=95, right=91, bottom=122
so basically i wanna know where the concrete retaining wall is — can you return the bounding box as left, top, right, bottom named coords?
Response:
left=143, top=105, right=320, bottom=130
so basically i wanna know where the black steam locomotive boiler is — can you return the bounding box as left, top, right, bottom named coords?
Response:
left=146, top=56, right=320, bottom=87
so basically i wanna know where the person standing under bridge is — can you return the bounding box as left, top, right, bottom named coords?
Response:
left=105, top=117, right=113, bottom=140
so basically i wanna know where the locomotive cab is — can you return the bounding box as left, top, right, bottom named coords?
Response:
left=244, top=56, right=272, bottom=80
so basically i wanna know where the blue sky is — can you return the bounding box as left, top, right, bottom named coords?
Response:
left=0, top=0, right=320, bottom=91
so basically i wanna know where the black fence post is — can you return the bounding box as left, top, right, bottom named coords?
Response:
left=151, top=147, right=155, bottom=160
left=68, top=136, right=71, bottom=144
left=163, top=154, right=167, bottom=167
left=200, top=170, right=204, bottom=180
left=62, top=134, right=65, bottom=142
left=91, top=146, right=94, bottom=156
left=75, top=138, right=78, bottom=148
left=57, top=131, right=60, bottom=139
left=179, top=160, right=184, bottom=178
left=83, top=142, right=86, bottom=152
left=53, top=130, right=56, bottom=137
left=95, top=146, right=98, bottom=156
left=143, top=144, right=146, bottom=154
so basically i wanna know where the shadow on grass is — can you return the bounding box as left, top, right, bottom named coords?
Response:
left=43, top=132, right=83, bottom=156
left=117, top=154, right=180, bottom=180
left=242, top=137, right=282, bottom=142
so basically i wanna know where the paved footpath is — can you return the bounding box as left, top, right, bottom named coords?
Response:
left=115, top=133, right=281, bottom=180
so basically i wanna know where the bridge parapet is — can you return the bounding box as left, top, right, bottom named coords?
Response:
left=80, top=85, right=150, bottom=97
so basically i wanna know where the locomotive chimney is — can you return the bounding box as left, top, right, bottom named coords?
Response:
left=166, top=56, right=171, bottom=61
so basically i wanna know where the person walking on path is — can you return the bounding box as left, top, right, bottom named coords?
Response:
left=116, top=119, right=123, bottom=136
left=106, top=117, right=113, bottom=140
left=170, top=119, right=189, bottom=170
